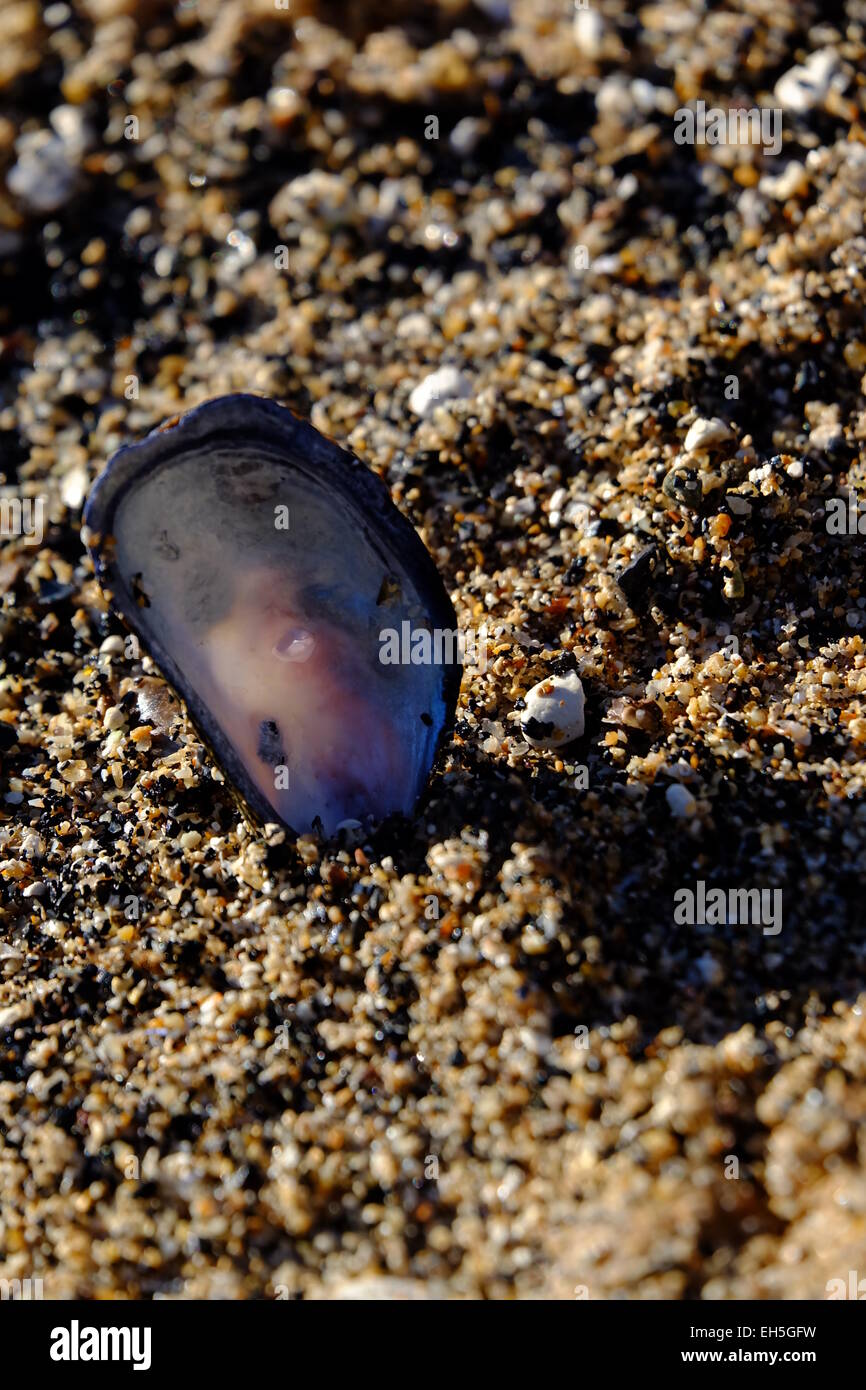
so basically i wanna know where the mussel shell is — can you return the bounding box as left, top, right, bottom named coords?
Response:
left=84, top=394, right=460, bottom=835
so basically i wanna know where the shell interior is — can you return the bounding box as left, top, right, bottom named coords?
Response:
left=84, top=395, right=460, bottom=835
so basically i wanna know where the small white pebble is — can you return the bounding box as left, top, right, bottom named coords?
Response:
left=684, top=417, right=734, bottom=453
left=666, top=784, right=697, bottom=818
left=773, top=719, right=811, bottom=746
left=775, top=48, right=838, bottom=114
left=573, top=7, right=606, bottom=57
left=759, top=162, right=809, bottom=201
left=8, top=135, right=79, bottom=213
left=449, top=117, right=486, bottom=157
left=727, top=495, right=752, bottom=516
left=49, top=104, right=92, bottom=153
left=103, top=705, right=125, bottom=730
left=396, top=312, right=431, bottom=340
left=61, top=465, right=89, bottom=511
left=520, top=671, right=585, bottom=748
left=370, top=1149, right=398, bottom=1187
left=408, top=366, right=472, bottom=418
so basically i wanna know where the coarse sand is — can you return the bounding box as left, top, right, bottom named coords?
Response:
left=1, top=0, right=866, bottom=1299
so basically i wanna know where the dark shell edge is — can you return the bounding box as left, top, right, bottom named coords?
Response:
left=83, top=394, right=462, bottom=836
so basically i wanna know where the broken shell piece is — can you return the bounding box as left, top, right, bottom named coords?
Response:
left=520, top=671, right=585, bottom=748
left=84, top=394, right=460, bottom=835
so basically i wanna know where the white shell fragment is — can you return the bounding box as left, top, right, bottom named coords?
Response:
left=683, top=417, right=734, bottom=452
left=408, top=366, right=472, bottom=418
left=520, top=671, right=585, bottom=748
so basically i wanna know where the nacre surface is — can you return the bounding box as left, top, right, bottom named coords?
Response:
left=84, top=395, right=460, bottom=835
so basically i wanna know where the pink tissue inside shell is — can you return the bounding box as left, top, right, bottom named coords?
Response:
left=194, top=565, right=418, bottom=833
